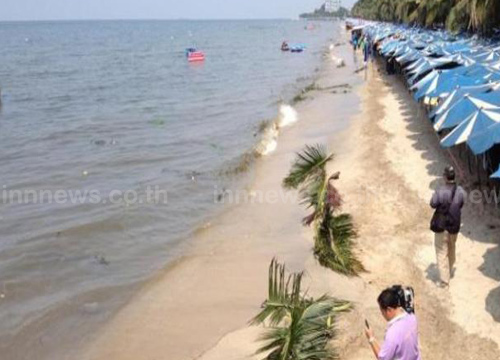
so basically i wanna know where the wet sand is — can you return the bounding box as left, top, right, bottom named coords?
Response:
left=81, top=33, right=362, bottom=360
left=82, top=35, right=500, bottom=360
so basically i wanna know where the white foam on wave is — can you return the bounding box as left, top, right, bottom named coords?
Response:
left=255, top=104, right=298, bottom=157
left=255, top=123, right=279, bottom=156
left=277, top=104, right=298, bottom=128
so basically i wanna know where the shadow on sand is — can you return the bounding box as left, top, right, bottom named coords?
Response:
left=385, top=73, right=500, bottom=323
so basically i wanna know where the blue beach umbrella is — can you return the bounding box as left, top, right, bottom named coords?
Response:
left=406, top=57, right=428, bottom=73
left=461, top=63, right=493, bottom=78
left=430, top=83, right=496, bottom=119
left=412, top=69, right=482, bottom=101
left=407, top=57, right=458, bottom=84
left=425, top=74, right=485, bottom=99
left=411, top=69, right=437, bottom=91
left=443, top=41, right=473, bottom=54
left=393, top=44, right=410, bottom=57
left=467, top=121, right=500, bottom=154
left=484, top=72, right=500, bottom=82
left=412, top=70, right=441, bottom=100
left=451, top=53, right=476, bottom=66
left=441, top=108, right=500, bottom=149
left=434, top=93, right=500, bottom=131
left=490, top=165, right=500, bottom=178
left=397, top=50, right=421, bottom=66
left=474, top=50, right=500, bottom=63
left=380, top=41, right=401, bottom=56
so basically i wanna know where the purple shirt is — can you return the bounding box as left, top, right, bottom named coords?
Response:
left=379, top=313, right=421, bottom=360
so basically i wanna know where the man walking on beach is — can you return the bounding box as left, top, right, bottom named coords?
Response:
left=364, top=287, right=421, bottom=360
left=430, top=166, right=465, bottom=287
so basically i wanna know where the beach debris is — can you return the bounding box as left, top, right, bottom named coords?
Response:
left=186, top=170, right=202, bottom=182
left=282, top=145, right=364, bottom=275
left=330, top=54, right=345, bottom=67
left=93, top=254, right=109, bottom=266
left=149, top=118, right=165, bottom=127
left=255, top=119, right=272, bottom=136
left=292, top=93, right=307, bottom=104
left=219, top=151, right=255, bottom=176
left=323, top=83, right=350, bottom=90
left=92, top=139, right=107, bottom=146
left=82, top=170, right=89, bottom=177
left=216, top=188, right=228, bottom=202
left=354, top=66, right=367, bottom=74
left=0, top=293, right=5, bottom=299
left=209, top=142, right=224, bottom=155
left=251, top=259, right=351, bottom=359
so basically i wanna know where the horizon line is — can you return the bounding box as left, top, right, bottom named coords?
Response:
left=0, top=17, right=314, bottom=23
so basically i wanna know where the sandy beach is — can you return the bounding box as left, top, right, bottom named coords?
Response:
left=82, top=31, right=500, bottom=360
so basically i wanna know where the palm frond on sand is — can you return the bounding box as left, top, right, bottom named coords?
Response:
left=251, top=259, right=351, bottom=360
left=283, top=145, right=364, bottom=276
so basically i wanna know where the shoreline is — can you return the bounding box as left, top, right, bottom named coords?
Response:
left=80, top=28, right=364, bottom=360
left=82, top=30, right=500, bottom=360
left=0, top=21, right=342, bottom=360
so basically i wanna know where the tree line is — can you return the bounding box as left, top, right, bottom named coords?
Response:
left=351, top=0, right=500, bottom=35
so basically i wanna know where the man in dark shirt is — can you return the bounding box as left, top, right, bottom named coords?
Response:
left=430, top=166, right=466, bottom=287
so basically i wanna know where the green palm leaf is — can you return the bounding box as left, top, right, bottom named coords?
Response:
left=283, top=144, right=364, bottom=276
left=252, top=260, right=351, bottom=360
left=283, top=145, right=333, bottom=190
left=314, top=213, right=365, bottom=276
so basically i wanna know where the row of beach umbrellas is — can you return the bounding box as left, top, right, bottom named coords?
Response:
left=362, top=23, right=500, bottom=178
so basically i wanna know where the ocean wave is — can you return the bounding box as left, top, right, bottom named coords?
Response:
left=277, top=104, right=298, bottom=128
left=255, top=104, right=298, bottom=156
left=221, top=104, right=299, bottom=176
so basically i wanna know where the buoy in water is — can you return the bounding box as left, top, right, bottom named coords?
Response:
left=187, top=51, right=205, bottom=62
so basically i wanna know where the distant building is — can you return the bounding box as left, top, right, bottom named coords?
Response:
left=299, top=1, right=349, bottom=20
left=324, top=0, right=341, bottom=13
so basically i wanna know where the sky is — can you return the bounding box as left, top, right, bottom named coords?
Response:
left=0, top=0, right=357, bottom=21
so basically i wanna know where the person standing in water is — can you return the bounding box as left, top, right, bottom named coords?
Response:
left=430, top=166, right=466, bottom=288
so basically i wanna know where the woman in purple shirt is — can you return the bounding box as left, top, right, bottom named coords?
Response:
left=365, top=288, right=422, bottom=360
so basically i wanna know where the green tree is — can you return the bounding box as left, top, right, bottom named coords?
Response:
left=351, top=0, right=500, bottom=35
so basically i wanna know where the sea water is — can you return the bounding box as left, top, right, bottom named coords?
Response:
left=0, top=19, right=337, bottom=358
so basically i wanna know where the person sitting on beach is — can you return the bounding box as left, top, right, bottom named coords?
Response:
left=365, top=288, right=422, bottom=360
left=281, top=41, right=289, bottom=51
left=430, top=166, right=466, bottom=288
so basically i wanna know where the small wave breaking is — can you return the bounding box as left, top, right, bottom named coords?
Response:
left=254, top=104, right=298, bottom=156
left=221, top=104, right=299, bottom=177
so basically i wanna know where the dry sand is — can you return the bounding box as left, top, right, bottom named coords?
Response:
left=332, top=66, right=500, bottom=360
left=82, top=37, right=500, bottom=360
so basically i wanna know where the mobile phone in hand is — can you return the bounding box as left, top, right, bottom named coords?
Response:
left=365, top=319, right=370, bottom=329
